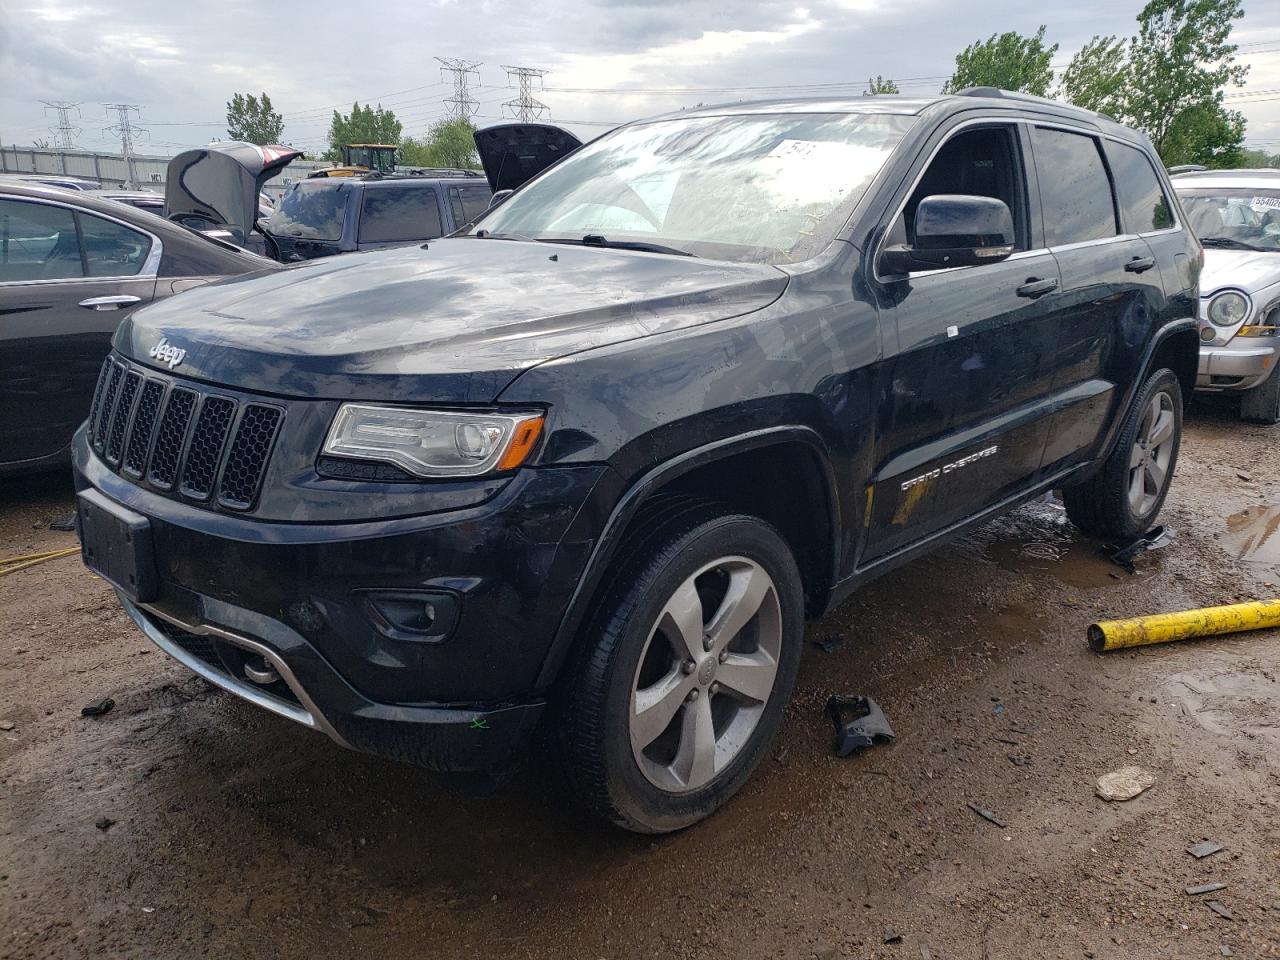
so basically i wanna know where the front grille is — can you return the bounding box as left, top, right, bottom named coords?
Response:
left=165, top=624, right=223, bottom=671
left=89, top=356, right=283, bottom=512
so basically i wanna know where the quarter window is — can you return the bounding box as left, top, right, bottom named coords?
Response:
left=359, top=186, right=443, bottom=243
left=1104, top=141, right=1174, bottom=233
left=79, top=213, right=152, bottom=277
left=0, top=199, right=83, bottom=281
left=448, top=185, right=493, bottom=227
left=1031, top=127, right=1119, bottom=246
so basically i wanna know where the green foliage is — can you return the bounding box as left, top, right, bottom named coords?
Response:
left=1057, top=0, right=1248, bottom=168
left=942, top=26, right=1058, bottom=96
left=1240, top=148, right=1280, bottom=169
left=864, top=75, right=900, bottom=95
left=325, top=102, right=403, bottom=161
left=399, top=118, right=480, bottom=169
left=226, top=92, right=284, bottom=145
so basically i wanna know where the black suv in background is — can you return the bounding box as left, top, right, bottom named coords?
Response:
left=75, top=90, right=1199, bottom=833
left=266, top=173, right=492, bottom=262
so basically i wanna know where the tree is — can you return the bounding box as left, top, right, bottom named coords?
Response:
left=400, top=118, right=480, bottom=169
left=1125, top=0, right=1247, bottom=158
left=1240, top=147, right=1280, bottom=168
left=864, top=75, right=899, bottom=95
left=1057, top=0, right=1248, bottom=167
left=942, top=26, right=1058, bottom=96
left=325, top=102, right=402, bottom=160
left=1057, top=36, right=1130, bottom=117
left=226, top=92, right=284, bottom=144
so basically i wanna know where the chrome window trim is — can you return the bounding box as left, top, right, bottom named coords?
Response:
left=0, top=192, right=163, bottom=287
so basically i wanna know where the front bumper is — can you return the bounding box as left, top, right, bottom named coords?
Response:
left=74, top=426, right=610, bottom=773
left=1195, top=341, right=1279, bottom=391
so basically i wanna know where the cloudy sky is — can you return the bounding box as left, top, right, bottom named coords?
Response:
left=1, top=0, right=1277, bottom=157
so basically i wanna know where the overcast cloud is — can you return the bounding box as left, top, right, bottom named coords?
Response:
left=1, top=0, right=1277, bottom=156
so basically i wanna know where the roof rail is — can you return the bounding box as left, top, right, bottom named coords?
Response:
left=954, top=86, right=1117, bottom=123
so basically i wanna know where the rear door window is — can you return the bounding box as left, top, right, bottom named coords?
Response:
left=79, top=213, right=152, bottom=277
left=1104, top=141, right=1175, bottom=233
left=448, top=185, right=493, bottom=227
left=359, top=186, right=443, bottom=243
left=270, top=181, right=349, bottom=240
left=1031, top=127, right=1119, bottom=247
left=0, top=199, right=83, bottom=281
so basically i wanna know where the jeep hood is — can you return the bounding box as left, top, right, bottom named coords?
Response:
left=473, top=123, right=583, bottom=192
left=165, top=142, right=302, bottom=247
left=115, top=238, right=787, bottom=403
left=1200, top=247, right=1280, bottom=297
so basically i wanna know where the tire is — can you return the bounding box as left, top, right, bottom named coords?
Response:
left=1240, top=364, right=1280, bottom=425
left=551, top=497, right=804, bottom=833
left=1064, top=368, right=1183, bottom=540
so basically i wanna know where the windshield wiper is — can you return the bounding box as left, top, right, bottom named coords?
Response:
left=546, top=234, right=694, bottom=257
left=471, top=229, right=539, bottom=242
left=1200, top=237, right=1264, bottom=251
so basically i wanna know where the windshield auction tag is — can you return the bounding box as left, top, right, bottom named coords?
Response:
left=1251, top=195, right=1280, bottom=212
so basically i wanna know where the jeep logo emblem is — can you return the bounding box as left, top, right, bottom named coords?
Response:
left=149, top=337, right=186, bottom=369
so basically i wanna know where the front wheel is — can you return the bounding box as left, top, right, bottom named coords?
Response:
left=552, top=499, right=804, bottom=833
left=1240, top=364, right=1280, bottom=425
left=1064, top=368, right=1183, bottom=540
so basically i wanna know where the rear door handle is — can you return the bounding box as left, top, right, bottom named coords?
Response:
left=1124, top=256, right=1156, bottom=273
left=78, top=295, right=142, bottom=311
left=1016, top=277, right=1059, bottom=299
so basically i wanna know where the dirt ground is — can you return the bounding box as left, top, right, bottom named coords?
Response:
left=1, top=400, right=1277, bottom=960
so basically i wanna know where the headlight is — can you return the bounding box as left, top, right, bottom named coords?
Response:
left=1207, top=290, right=1251, bottom=327
left=322, top=405, right=544, bottom=478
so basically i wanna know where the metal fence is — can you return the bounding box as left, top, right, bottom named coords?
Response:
left=0, top=146, right=331, bottom=199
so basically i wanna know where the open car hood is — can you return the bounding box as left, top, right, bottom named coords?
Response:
left=165, top=142, right=301, bottom=247
left=473, top=123, right=583, bottom=192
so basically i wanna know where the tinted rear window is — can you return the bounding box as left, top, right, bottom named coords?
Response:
left=449, top=185, right=492, bottom=227
left=1032, top=127, right=1118, bottom=247
left=1104, top=141, right=1174, bottom=233
left=270, top=181, right=349, bottom=240
left=359, top=186, right=443, bottom=243
left=0, top=198, right=82, bottom=281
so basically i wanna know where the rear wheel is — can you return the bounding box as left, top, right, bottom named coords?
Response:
left=1064, top=368, right=1182, bottom=539
left=553, top=499, right=804, bottom=833
left=1240, top=365, right=1280, bottom=424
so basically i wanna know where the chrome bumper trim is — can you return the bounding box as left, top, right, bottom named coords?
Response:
left=118, top=591, right=349, bottom=748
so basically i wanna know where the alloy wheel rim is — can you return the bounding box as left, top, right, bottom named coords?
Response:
left=1128, top=391, right=1175, bottom=516
left=629, top=556, right=782, bottom=794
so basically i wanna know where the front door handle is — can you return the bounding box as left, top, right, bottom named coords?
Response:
left=1124, top=256, right=1156, bottom=273
left=78, top=295, right=142, bottom=311
left=1016, top=277, right=1059, bottom=299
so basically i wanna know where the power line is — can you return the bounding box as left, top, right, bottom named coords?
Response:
left=42, top=101, right=82, bottom=149
left=103, top=103, right=145, bottom=188
left=436, top=57, right=482, bottom=121
left=502, top=65, right=550, bottom=121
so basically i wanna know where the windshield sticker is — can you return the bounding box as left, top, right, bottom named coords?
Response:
left=1251, top=195, right=1280, bottom=212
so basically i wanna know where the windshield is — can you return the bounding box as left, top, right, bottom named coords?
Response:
left=470, top=112, right=914, bottom=264
left=1175, top=186, right=1280, bottom=251
left=268, top=180, right=349, bottom=240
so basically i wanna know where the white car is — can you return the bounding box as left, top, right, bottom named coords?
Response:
left=1172, top=169, right=1280, bottom=422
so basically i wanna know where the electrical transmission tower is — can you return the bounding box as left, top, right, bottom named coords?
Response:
left=501, top=65, right=549, bottom=121
left=42, top=101, right=83, bottom=150
left=103, top=103, right=146, bottom=188
left=436, top=57, right=482, bottom=121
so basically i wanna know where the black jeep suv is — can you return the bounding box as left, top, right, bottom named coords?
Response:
left=74, top=90, right=1200, bottom=833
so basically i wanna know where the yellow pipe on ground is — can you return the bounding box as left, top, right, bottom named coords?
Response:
left=1089, top=599, right=1280, bottom=651
left=0, top=546, right=81, bottom=577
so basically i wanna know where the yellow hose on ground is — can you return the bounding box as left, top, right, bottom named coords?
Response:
left=0, top=546, right=82, bottom=577
left=1089, top=599, right=1280, bottom=651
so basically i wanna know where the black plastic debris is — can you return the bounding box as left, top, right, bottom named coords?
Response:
left=49, top=513, right=78, bottom=532
left=826, top=695, right=894, bottom=757
left=811, top=633, right=846, bottom=654
left=1103, top=525, right=1174, bottom=573
left=81, top=697, right=115, bottom=718
left=967, top=802, right=1008, bottom=828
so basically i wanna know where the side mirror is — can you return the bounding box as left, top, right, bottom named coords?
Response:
left=880, top=194, right=1016, bottom=275
left=488, top=189, right=513, bottom=209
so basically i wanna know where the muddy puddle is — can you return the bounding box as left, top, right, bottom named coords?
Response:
left=985, top=534, right=1135, bottom=589
left=1222, top=504, right=1280, bottom=585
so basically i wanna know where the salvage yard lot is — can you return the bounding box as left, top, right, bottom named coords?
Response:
left=1, top=404, right=1277, bottom=960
